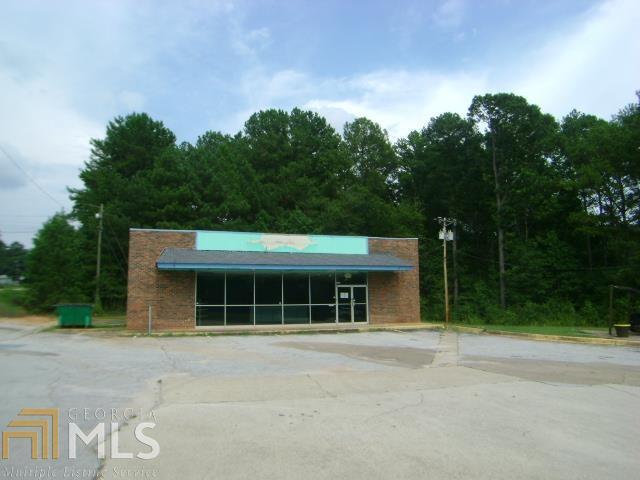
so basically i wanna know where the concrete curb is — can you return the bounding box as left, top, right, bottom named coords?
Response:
left=76, top=322, right=445, bottom=338
left=449, top=325, right=640, bottom=347
left=45, top=321, right=640, bottom=347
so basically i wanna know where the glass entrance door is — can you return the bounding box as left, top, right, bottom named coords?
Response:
left=337, top=285, right=368, bottom=323
left=337, top=286, right=351, bottom=323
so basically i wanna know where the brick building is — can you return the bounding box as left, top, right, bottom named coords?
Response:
left=126, top=228, right=420, bottom=330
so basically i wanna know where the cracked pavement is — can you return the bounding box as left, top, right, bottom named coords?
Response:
left=1, top=320, right=639, bottom=479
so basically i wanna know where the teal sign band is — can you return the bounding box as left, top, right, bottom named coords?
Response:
left=196, top=231, right=368, bottom=255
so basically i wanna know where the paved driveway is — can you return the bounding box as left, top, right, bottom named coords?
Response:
left=1, top=321, right=639, bottom=479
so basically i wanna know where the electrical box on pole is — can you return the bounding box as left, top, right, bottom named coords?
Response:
left=436, top=218, right=456, bottom=326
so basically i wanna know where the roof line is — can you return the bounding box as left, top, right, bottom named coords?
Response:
left=131, top=228, right=197, bottom=233
left=197, top=229, right=367, bottom=240
left=130, top=227, right=417, bottom=240
left=368, top=236, right=419, bottom=240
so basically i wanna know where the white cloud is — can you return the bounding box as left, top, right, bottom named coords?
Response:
left=232, top=27, right=272, bottom=57
left=249, top=0, right=639, bottom=138
left=0, top=71, right=102, bottom=167
left=1, top=0, right=638, bottom=247
left=222, top=69, right=318, bottom=132
left=512, top=0, right=640, bottom=119
left=305, top=70, right=489, bottom=138
left=307, top=106, right=357, bottom=134
left=0, top=0, right=235, bottom=246
left=0, top=66, right=102, bottom=245
left=433, top=0, right=467, bottom=28
left=226, top=67, right=488, bottom=138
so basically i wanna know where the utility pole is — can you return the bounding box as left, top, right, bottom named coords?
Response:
left=94, top=203, right=104, bottom=309
left=443, top=229, right=449, bottom=325
left=437, top=217, right=454, bottom=326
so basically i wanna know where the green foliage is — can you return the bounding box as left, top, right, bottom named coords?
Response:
left=507, top=232, right=581, bottom=304
left=21, top=93, right=640, bottom=326
left=0, top=287, right=28, bottom=317
left=431, top=299, right=608, bottom=327
left=24, top=214, right=87, bottom=311
left=467, top=325, right=605, bottom=337
left=0, top=239, right=28, bottom=281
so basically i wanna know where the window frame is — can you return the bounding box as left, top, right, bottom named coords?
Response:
left=195, top=271, right=368, bottom=327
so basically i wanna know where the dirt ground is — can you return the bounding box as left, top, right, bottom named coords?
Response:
left=0, top=314, right=54, bottom=325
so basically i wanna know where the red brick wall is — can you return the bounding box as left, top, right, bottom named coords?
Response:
left=126, top=230, right=420, bottom=329
left=126, top=230, right=196, bottom=331
left=368, top=238, right=421, bottom=324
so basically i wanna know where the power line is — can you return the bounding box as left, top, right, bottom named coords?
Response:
left=0, top=214, right=52, bottom=218
left=0, top=144, right=65, bottom=208
left=104, top=228, right=129, bottom=266
left=103, top=233, right=128, bottom=280
left=103, top=217, right=128, bottom=266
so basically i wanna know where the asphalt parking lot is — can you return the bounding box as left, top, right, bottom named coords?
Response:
left=1, top=321, right=639, bottom=479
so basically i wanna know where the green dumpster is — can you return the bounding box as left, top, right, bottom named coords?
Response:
left=55, top=304, right=93, bottom=328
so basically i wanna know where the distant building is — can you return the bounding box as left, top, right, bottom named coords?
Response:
left=0, top=275, right=15, bottom=286
left=126, top=229, right=420, bottom=330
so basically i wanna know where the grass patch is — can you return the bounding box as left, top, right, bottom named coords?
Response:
left=0, top=287, right=28, bottom=317
left=91, top=314, right=126, bottom=329
left=464, top=324, right=608, bottom=337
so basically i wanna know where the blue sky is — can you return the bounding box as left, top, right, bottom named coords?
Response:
left=1, top=0, right=639, bottom=246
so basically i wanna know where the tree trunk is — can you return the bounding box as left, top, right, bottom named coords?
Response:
left=581, top=193, right=593, bottom=272
left=491, top=130, right=507, bottom=309
left=497, top=226, right=506, bottom=309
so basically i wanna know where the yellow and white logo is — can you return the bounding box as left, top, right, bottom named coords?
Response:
left=1, top=407, right=159, bottom=462
left=2, top=408, right=59, bottom=460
